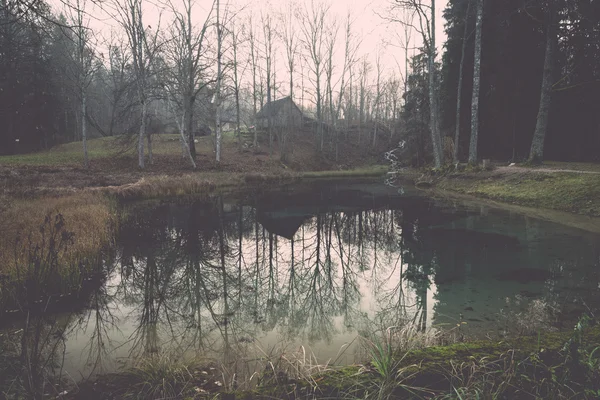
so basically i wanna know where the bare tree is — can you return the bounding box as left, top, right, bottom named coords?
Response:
left=230, top=20, right=245, bottom=152
left=261, top=11, right=275, bottom=157
left=215, top=0, right=223, bottom=162
left=165, top=0, right=215, bottom=164
left=358, top=56, right=370, bottom=146
left=248, top=14, right=259, bottom=148
left=66, top=0, right=97, bottom=168
left=387, top=74, right=401, bottom=140
left=116, top=0, right=162, bottom=169
left=105, top=34, right=135, bottom=138
left=324, top=19, right=339, bottom=129
left=468, top=0, right=483, bottom=165
left=299, top=0, right=329, bottom=152
left=372, top=48, right=384, bottom=148
left=334, top=12, right=360, bottom=128
left=279, top=1, right=299, bottom=161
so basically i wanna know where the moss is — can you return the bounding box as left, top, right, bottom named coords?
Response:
left=67, top=326, right=600, bottom=399
left=467, top=172, right=600, bottom=216
left=430, top=168, right=600, bottom=217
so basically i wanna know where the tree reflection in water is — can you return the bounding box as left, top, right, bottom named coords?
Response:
left=2, top=182, right=599, bottom=391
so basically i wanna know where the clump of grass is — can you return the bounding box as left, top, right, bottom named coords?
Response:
left=0, top=194, right=114, bottom=314
left=111, top=175, right=223, bottom=199
left=499, top=297, right=558, bottom=337
left=253, top=344, right=335, bottom=392
left=119, top=358, right=197, bottom=399
left=0, top=192, right=113, bottom=275
left=359, top=325, right=441, bottom=399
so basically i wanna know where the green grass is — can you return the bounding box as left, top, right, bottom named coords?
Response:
left=300, top=165, right=389, bottom=178
left=0, top=136, right=118, bottom=165
left=66, top=323, right=600, bottom=399
left=467, top=172, right=600, bottom=217
left=0, top=134, right=224, bottom=166
left=533, top=161, right=600, bottom=173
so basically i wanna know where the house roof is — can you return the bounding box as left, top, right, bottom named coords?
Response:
left=256, top=96, right=301, bottom=119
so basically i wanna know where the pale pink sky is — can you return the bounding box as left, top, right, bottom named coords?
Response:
left=52, top=0, right=448, bottom=99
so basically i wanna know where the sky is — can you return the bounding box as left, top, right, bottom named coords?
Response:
left=50, top=0, right=449, bottom=102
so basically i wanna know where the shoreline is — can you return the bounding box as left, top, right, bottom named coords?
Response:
left=2, top=166, right=600, bottom=399
left=390, top=166, right=600, bottom=233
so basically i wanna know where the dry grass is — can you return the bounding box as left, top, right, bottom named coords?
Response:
left=101, top=167, right=387, bottom=201
left=0, top=192, right=114, bottom=275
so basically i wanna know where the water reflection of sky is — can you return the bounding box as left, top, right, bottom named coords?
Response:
left=4, top=182, right=600, bottom=383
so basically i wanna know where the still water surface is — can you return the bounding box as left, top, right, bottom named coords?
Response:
left=6, top=181, right=600, bottom=380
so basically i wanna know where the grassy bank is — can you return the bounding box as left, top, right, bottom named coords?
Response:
left=0, top=193, right=115, bottom=313
left=107, top=165, right=389, bottom=200
left=446, top=172, right=600, bottom=217
left=410, top=163, right=600, bottom=218
left=69, top=320, right=600, bottom=399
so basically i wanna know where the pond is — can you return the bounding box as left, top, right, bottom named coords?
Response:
left=2, top=179, right=600, bottom=384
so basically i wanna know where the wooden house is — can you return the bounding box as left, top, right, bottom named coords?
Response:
left=256, top=96, right=303, bottom=129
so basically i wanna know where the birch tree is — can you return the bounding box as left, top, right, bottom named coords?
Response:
left=468, top=0, right=483, bottom=165
left=66, top=0, right=96, bottom=168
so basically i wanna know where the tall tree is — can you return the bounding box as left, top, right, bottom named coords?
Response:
left=230, top=20, right=244, bottom=152
left=248, top=14, right=259, bottom=149
left=391, top=0, right=444, bottom=167
left=214, top=0, right=223, bottom=163
left=116, top=0, right=161, bottom=169
left=468, top=0, right=483, bottom=165
left=453, top=0, right=471, bottom=163
left=261, top=11, right=275, bottom=157
left=66, top=0, right=97, bottom=168
left=299, top=0, right=329, bottom=152
left=166, top=0, right=214, bottom=163
left=528, top=0, right=556, bottom=163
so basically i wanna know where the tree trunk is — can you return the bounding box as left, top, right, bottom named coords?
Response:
left=147, top=130, right=153, bottom=165
left=82, top=93, right=89, bottom=168
left=428, top=0, right=444, bottom=168
left=252, top=43, right=258, bottom=149
left=428, top=59, right=443, bottom=168
left=529, top=0, right=555, bottom=164
left=454, top=0, right=471, bottom=163
left=215, top=0, right=222, bottom=163
left=186, top=97, right=197, bottom=159
left=468, top=0, right=483, bottom=165
left=138, top=100, right=146, bottom=169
